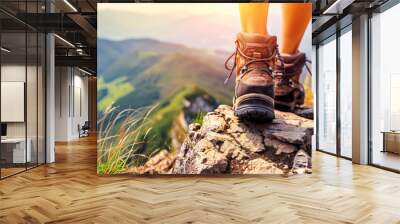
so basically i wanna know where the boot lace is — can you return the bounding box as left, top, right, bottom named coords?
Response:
left=224, top=41, right=278, bottom=84
left=305, top=59, right=312, bottom=76
left=274, top=55, right=312, bottom=87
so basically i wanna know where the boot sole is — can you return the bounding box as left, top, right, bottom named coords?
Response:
left=234, top=93, right=275, bottom=122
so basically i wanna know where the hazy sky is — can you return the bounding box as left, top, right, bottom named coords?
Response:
left=98, top=3, right=281, bottom=17
left=98, top=3, right=311, bottom=54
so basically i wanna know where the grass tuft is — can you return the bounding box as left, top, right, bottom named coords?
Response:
left=192, top=111, right=206, bottom=125
left=97, top=104, right=158, bottom=175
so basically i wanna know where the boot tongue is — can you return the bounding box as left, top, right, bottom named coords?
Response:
left=242, top=44, right=273, bottom=60
left=237, top=32, right=277, bottom=60
left=252, top=52, right=262, bottom=58
left=235, top=32, right=277, bottom=76
left=244, top=47, right=273, bottom=70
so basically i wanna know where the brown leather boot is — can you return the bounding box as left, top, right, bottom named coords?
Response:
left=273, top=51, right=307, bottom=112
left=225, top=32, right=278, bottom=121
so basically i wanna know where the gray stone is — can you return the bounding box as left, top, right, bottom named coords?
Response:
left=292, top=149, right=312, bottom=174
left=171, top=105, right=313, bottom=175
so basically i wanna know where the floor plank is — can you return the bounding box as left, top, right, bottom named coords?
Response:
left=1, top=136, right=400, bottom=224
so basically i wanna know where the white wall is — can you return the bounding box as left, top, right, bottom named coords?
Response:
left=55, top=67, right=69, bottom=141
left=1, top=65, right=28, bottom=138
left=1, top=63, right=46, bottom=164
left=55, top=67, right=89, bottom=141
left=2, top=65, right=44, bottom=127
left=72, top=73, right=89, bottom=138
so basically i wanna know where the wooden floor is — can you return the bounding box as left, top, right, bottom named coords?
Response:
left=1, top=136, right=400, bottom=224
left=372, top=151, right=400, bottom=171
left=0, top=167, right=26, bottom=178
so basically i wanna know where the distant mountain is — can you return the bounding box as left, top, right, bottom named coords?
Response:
left=98, top=38, right=187, bottom=76
left=98, top=38, right=235, bottom=112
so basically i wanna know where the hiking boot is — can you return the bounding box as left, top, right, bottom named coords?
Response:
left=273, top=51, right=307, bottom=112
left=225, top=32, right=278, bottom=121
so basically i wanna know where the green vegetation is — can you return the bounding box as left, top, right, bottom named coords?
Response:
left=143, top=86, right=207, bottom=154
left=97, top=38, right=235, bottom=172
left=97, top=86, right=217, bottom=174
left=98, top=76, right=134, bottom=111
left=97, top=105, right=157, bottom=175
left=131, top=52, right=233, bottom=106
left=113, top=77, right=160, bottom=110
left=102, top=51, right=161, bottom=83
left=193, top=111, right=206, bottom=125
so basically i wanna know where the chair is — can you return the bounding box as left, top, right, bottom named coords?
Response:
left=79, top=121, right=90, bottom=138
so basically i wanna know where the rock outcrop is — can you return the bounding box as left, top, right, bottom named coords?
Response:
left=171, top=105, right=313, bottom=175
left=125, top=150, right=176, bottom=175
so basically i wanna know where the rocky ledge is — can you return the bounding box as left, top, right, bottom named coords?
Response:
left=171, top=105, right=313, bottom=175
left=125, top=150, right=176, bottom=175
left=129, top=105, right=313, bottom=175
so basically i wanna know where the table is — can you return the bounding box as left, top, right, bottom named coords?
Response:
left=382, top=131, right=400, bottom=154
left=1, top=138, right=32, bottom=163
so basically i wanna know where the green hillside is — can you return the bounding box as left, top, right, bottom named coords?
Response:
left=131, top=86, right=217, bottom=166
left=146, top=87, right=193, bottom=152
left=98, top=76, right=134, bottom=111
left=98, top=38, right=234, bottom=113
left=98, top=38, right=234, bottom=168
left=98, top=38, right=188, bottom=78
left=102, top=51, right=161, bottom=83
left=134, top=52, right=233, bottom=104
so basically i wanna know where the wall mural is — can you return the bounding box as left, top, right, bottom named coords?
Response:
left=97, top=3, right=313, bottom=175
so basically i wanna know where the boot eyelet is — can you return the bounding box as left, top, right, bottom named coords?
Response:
left=240, top=66, right=248, bottom=75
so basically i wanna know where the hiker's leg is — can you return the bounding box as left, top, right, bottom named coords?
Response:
left=239, top=3, right=269, bottom=35
left=274, top=3, right=311, bottom=111
left=234, top=3, right=276, bottom=121
left=280, top=3, right=312, bottom=54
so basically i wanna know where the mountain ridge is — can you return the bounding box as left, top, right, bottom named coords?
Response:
left=98, top=38, right=234, bottom=112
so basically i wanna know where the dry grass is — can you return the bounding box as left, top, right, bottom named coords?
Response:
left=97, top=104, right=158, bottom=175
